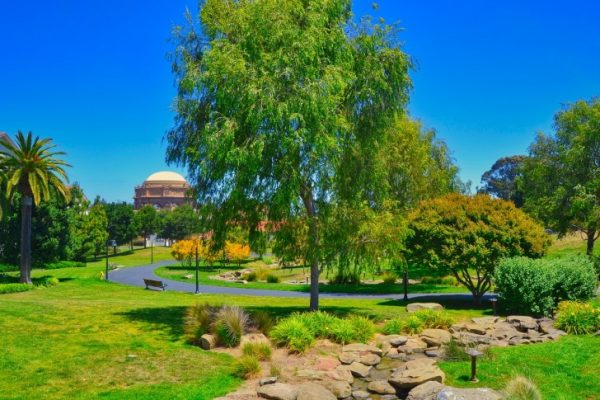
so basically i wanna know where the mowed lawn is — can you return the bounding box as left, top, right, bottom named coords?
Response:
left=0, top=248, right=487, bottom=399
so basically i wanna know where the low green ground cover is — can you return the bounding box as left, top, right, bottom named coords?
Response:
left=439, top=335, right=600, bottom=400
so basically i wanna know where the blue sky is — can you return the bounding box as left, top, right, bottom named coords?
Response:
left=1, top=1, right=599, bottom=202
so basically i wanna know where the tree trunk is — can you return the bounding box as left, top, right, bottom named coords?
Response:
left=301, top=184, right=319, bottom=311
left=19, top=195, right=33, bottom=284
left=586, top=229, right=596, bottom=256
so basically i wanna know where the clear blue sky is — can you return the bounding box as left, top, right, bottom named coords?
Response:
left=1, top=1, right=599, bottom=202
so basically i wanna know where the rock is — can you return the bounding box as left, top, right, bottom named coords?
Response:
left=359, top=353, right=381, bottom=366
left=472, top=316, right=499, bottom=325
left=342, top=343, right=383, bottom=356
left=404, top=358, right=437, bottom=370
left=463, top=323, right=490, bottom=335
left=367, top=380, right=396, bottom=395
left=436, top=387, right=502, bottom=400
left=200, top=334, right=217, bottom=350
left=296, top=383, right=336, bottom=400
left=259, top=377, right=278, bottom=386
left=328, top=367, right=354, bottom=383
left=407, top=303, right=444, bottom=313
left=316, top=357, right=341, bottom=371
left=380, top=396, right=399, bottom=400
left=399, top=338, right=429, bottom=353
left=322, top=380, right=352, bottom=399
left=388, top=335, right=409, bottom=347
left=339, top=352, right=359, bottom=364
left=352, top=390, right=370, bottom=399
left=341, top=361, right=372, bottom=378
left=420, top=329, right=452, bottom=347
left=296, top=369, right=324, bottom=380
left=406, top=381, right=444, bottom=400
left=257, top=383, right=299, bottom=400
left=425, top=350, right=439, bottom=358
left=240, top=333, right=270, bottom=348
left=389, top=359, right=445, bottom=390
left=406, top=382, right=501, bottom=400
left=507, top=316, right=538, bottom=331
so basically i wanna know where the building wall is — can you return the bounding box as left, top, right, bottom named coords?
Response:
left=133, top=181, right=191, bottom=210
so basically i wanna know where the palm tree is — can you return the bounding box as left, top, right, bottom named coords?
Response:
left=0, top=132, right=70, bottom=283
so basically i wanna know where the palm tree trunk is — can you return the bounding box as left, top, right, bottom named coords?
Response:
left=19, top=195, right=33, bottom=284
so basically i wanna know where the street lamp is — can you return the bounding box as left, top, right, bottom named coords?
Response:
left=105, top=239, right=117, bottom=281
left=195, top=243, right=200, bottom=294
left=403, top=266, right=409, bottom=301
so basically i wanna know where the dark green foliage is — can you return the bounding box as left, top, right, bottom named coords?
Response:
left=0, top=263, right=18, bottom=273
left=134, top=205, right=159, bottom=247
left=495, top=256, right=597, bottom=316
left=104, top=202, right=137, bottom=247
left=479, top=155, right=526, bottom=207
left=265, top=274, right=280, bottom=283
left=248, top=310, right=275, bottom=335
left=0, top=283, right=35, bottom=294
left=44, top=261, right=85, bottom=269
left=158, top=205, right=200, bottom=241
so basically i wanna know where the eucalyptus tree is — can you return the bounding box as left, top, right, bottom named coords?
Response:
left=522, top=98, right=600, bottom=255
left=167, top=0, right=412, bottom=310
left=0, top=132, right=70, bottom=283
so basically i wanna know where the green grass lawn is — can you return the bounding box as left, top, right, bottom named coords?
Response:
left=439, top=335, right=600, bottom=400
left=154, top=264, right=468, bottom=295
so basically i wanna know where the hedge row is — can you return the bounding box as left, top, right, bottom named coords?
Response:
left=495, top=256, right=597, bottom=316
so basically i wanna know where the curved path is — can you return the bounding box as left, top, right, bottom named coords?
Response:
left=109, top=262, right=494, bottom=301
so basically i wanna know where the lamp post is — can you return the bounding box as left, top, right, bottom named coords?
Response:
left=403, top=267, right=409, bottom=301
left=105, top=239, right=116, bottom=281
left=490, top=298, right=498, bottom=316
left=195, top=243, right=200, bottom=294
left=466, top=349, right=483, bottom=382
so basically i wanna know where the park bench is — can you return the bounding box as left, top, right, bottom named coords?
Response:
left=143, top=278, right=167, bottom=291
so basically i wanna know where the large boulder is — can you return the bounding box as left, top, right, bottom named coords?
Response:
left=406, top=382, right=502, bottom=400
left=296, top=383, right=336, bottom=400
left=342, top=343, right=383, bottom=356
left=367, top=380, right=396, bottom=395
left=420, top=329, right=452, bottom=347
left=340, top=361, right=372, bottom=378
left=407, top=303, right=444, bottom=313
left=257, top=383, right=298, bottom=400
left=322, top=380, right=352, bottom=399
left=507, top=316, right=538, bottom=331
left=389, top=359, right=445, bottom=390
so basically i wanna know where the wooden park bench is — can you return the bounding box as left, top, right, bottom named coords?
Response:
left=143, top=278, right=167, bottom=291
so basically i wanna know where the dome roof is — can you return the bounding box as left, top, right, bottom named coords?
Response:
left=145, top=171, right=187, bottom=183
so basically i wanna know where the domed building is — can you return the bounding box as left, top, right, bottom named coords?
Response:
left=134, top=171, right=191, bottom=210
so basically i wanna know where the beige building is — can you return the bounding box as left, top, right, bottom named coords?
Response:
left=134, top=171, right=191, bottom=210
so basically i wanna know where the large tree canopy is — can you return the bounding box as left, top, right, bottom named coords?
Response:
left=167, top=0, right=413, bottom=310
left=522, top=98, right=600, bottom=255
left=479, top=155, right=526, bottom=207
left=406, top=194, right=550, bottom=304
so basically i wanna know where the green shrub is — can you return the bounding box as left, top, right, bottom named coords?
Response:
left=382, top=272, right=397, bottom=284
left=0, top=283, right=35, bottom=295
left=233, top=355, right=261, bottom=378
left=329, top=318, right=355, bottom=344
left=184, top=303, right=217, bottom=344
left=246, top=272, right=257, bottom=282
left=0, top=263, right=18, bottom=273
left=266, top=273, right=280, bottom=283
left=405, top=315, right=424, bottom=334
left=242, top=342, right=272, bottom=361
left=382, top=318, right=405, bottom=335
left=551, top=257, right=597, bottom=302
left=269, top=318, right=314, bottom=352
left=214, top=306, right=249, bottom=347
left=295, top=311, right=338, bottom=337
left=495, top=256, right=597, bottom=316
left=262, top=256, right=274, bottom=265
left=44, top=261, right=86, bottom=269
left=349, top=316, right=375, bottom=343
left=495, top=257, right=558, bottom=315
left=249, top=310, right=275, bottom=335
left=413, top=309, right=454, bottom=329
left=554, top=301, right=600, bottom=335
left=41, top=277, right=60, bottom=287
left=502, top=376, right=542, bottom=400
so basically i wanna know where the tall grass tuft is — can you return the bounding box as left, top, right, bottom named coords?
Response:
left=214, top=306, right=249, bottom=347
left=184, top=303, right=217, bottom=344
left=242, top=342, right=272, bottom=361
left=503, top=376, right=542, bottom=400
left=233, top=355, right=261, bottom=378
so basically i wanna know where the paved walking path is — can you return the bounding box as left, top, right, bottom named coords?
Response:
left=109, top=262, right=494, bottom=301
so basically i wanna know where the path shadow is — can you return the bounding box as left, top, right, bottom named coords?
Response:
left=116, top=306, right=188, bottom=340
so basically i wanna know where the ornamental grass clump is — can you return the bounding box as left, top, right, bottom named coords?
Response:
left=502, top=376, right=542, bottom=400
left=242, top=342, right=272, bottom=361
left=554, top=301, right=600, bottom=335
left=413, top=309, right=454, bottom=329
left=234, top=355, right=261, bottom=378
left=214, top=306, right=249, bottom=347
left=269, top=318, right=315, bottom=353
left=184, top=303, right=217, bottom=345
